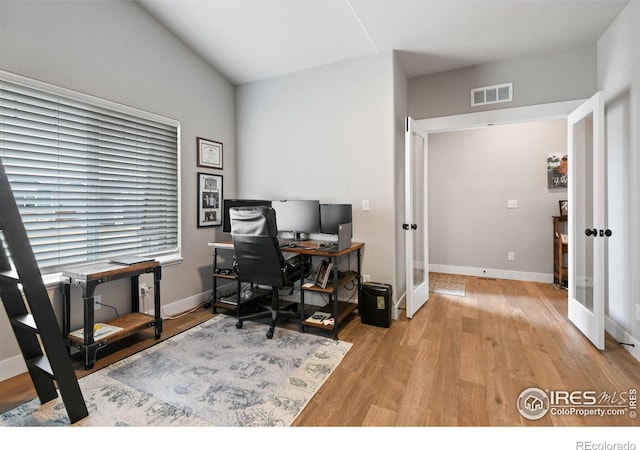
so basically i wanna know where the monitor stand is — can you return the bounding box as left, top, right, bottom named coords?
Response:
left=280, top=231, right=305, bottom=243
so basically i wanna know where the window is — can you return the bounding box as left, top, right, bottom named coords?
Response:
left=0, top=71, right=180, bottom=273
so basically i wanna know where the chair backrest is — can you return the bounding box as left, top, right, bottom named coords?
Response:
left=229, top=206, right=285, bottom=287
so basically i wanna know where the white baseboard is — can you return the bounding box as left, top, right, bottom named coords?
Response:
left=392, top=292, right=405, bottom=321
left=429, top=264, right=553, bottom=283
left=154, top=290, right=212, bottom=317
left=0, top=355, right=27, bottom=384
left=606, top=316, right=640, bottom=363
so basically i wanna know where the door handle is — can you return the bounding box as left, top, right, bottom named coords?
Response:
left=585, top=228, right=613, bottom=237
left=402, top=223, right=409, bottom=230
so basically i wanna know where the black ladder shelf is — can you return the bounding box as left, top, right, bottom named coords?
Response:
left=0, top=160, right=88, bottom=424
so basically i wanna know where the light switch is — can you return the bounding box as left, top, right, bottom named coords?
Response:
left=507, top=199, right=518, bottom=209
left=362, top=199, right=370, bottom=211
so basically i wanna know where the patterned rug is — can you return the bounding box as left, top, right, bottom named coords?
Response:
left=0, top=315, right=352, bottom=427
left=429, top=272, right=466, bottom=296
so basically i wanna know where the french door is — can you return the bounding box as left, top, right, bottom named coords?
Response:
left=404, top=117, right=429, bottom=318
left=567, top=92, right=606, bottom=350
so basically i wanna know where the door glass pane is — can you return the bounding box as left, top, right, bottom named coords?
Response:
left=412, top=133, right=425, bottom=288
left=573, top=113, right=594, bottom=311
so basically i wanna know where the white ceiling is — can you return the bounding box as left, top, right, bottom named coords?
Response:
left=137, top=0, right=629, bottom=86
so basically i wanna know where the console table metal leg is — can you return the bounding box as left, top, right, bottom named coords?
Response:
left=153, top=266, right=162, bottom=338
left=81, top=282, right=99, bottom=370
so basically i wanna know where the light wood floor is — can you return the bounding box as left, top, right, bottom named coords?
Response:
left=2, top=276, right=639, bottom=426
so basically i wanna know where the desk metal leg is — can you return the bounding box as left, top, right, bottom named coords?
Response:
left=356, top=248, right=362, bottom=314
left=331, top=255, right=339, bottom=340
left=212, top=248, right=218, bottom=313
left=298, top=262, right=306, bottom=332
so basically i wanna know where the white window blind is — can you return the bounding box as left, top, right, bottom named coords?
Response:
left=0, top=72, right=180, bottom=272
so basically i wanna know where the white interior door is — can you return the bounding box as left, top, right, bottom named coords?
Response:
left=567, top=92, right=606, bottom=350
left=404, top=116, right=429, bottom=318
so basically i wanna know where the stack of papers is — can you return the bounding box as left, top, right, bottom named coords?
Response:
left=69, top=323, right=123, bottom=339
left=306, top=311, right=331, bottom=324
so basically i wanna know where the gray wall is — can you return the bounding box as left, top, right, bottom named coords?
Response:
left=409, top=45, right=597, bottom=120
left=0, top=1, right=235, bottom=378
left=235, top=52, right=400, bottom=303
left=598, top=2, right=640, bottom=360
left=428, top=120, right=568, bottom=280
left=407, top=45, right=597, bottom=283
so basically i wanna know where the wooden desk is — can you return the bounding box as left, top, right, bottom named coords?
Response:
left=61, top=260, right=162, bottom=369
left=209, top=240, right=363, bottom=339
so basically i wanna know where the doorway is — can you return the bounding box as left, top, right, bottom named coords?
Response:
left=396, top=100, right=585, bottom=322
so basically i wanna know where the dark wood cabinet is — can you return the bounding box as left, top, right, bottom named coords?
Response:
left=553, top=216, right=568, bottom=288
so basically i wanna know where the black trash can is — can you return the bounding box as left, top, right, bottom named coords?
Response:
left=360, top=282, right=392, bottom=328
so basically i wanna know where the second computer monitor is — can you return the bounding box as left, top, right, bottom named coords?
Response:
left=271, top=199, right=320, bottom=240
left=320, top=203, right=352, bottom=236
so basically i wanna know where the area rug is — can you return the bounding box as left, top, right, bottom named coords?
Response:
left=429, top=272, right=466, bottom=296
left=0, top=314, right=352, bottom=427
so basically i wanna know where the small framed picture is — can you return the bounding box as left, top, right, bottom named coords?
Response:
left=559, top=200, right=568, bottom=217
left=547, top=153, right=568, bottom=189
left=197, top=137, right=223, bottom=170
left=198, top=172, right=223, bottom=227
left=315, top=260, right=333, bottom=289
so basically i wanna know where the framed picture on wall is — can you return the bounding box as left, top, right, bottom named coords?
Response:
left=559, top=200, right=568, bottom=217
left=547, top=152, right=568, bottom=189
left=198, top=172, right=223, bottom=227
left=197, top=137, right=223, bottom=170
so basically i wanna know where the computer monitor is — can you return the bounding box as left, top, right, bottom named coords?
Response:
left=320, top=203, right=353, bottom=236
left=223, top=199, right=272, bottom=233
left=271, top=199, right=320, bottom=240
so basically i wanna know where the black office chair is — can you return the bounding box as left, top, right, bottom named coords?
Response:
left=229, top=205, right=303, bottom=338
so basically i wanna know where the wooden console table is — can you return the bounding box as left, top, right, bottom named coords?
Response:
left=61, top=260, right=162, bottom=369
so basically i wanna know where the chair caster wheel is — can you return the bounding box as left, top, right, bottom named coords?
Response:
left=236, top=321, right=243, bottom=329
left=266, top=328, right=274, bottom=339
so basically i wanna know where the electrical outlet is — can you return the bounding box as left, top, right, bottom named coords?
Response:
left=362, top=199, right=370, bottom=211
left=508, top=252, right=515, bottom=261
left=363, top=274, right=371, bottom=283
left=94, top=294, right=101, bottom=310
left=140, top=283, right=149, bottom=296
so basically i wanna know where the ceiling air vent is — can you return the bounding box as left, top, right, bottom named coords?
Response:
left=471, top=82, right=513, bottom=107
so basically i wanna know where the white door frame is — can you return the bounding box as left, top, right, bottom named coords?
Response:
left=417, top=100, right=584, bottom=134
left=395, top=100, right=584, bottom=320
